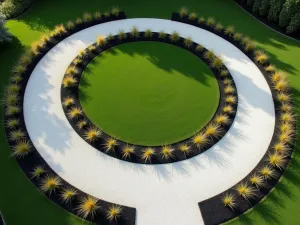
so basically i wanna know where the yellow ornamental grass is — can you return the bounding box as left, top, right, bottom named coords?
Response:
left=158, top=31, right=166, bottom=39
left=6, top=119, right=20, bottom=129
left=141, top=148, right=155, bottom=162
left=31, top=166, right=46, bottom=179
left=122, top=145, right=135, bottom=159
left=223, top=105, right=234, bottom=114
left=83, top=12, right=92, bottom=22
left=204, top=50, right=215, bottom=61
left=131, top=26, right=139, bottom=38
left=12, top=140, right=31, bottom=158
left=179, top=7, right=188, bottom=17
left=233, top=32, right=243, bottom=41
left=83, top=127, right=102, bottom=142
left=277, top=92, right=290, bottom=102
left=206, top=17, right=215, bottom=27
left=221, top=193, right=236, bottom=210
left=280, top=112, right=294, bottom=123
left=6, top=105, right=20, bottom=116
left=53, top=24, right=66, bottom=36
left=281, top=103, right=292, bottom=112
left=144, top=29, right=153, bottom=38
left=224, top=26, right=235, bottom=36
left=178, top=144, right=191, bottom=155
left=279, top=131, right=293, bottom=143
left=170, top=31, right=180, bottom=42
left=63, top=75, right=77, bottom=88
left=268, top=153, right=286, bottom=169
left=67, top=107, right=82, bottom=119
left=195, top=44, right=204, bottom=52
left=225, top=95, right=237, bottom=104
left=244, top=42, right=256, bottom=52
left=260, top=165, right=275, bottom=179
left=211, top=57, right=223, bottom=70
left=184, top=37, right=193, bottom=48
left=118, top=30, right=126, bottom=40
left=161, top=146, right=174, bottom=160
left=62, top=96, right=75, bottom=107
left=106, top=205, right=123, bottom=221
left=223, top=78, right=232, bottom=85
left=198, top=17, right=205, bottom=24
left=104, top=138, right=118, bottom=152
left=96, top=35, right=106, bottom=46
left=77, top=196, right=100, bottom=219
left=192, top=132, right=208, bottom=149
left=255, top=52, right=268, bottom=64
left=215, top=114, right=230, bottom=125
left=75, top=18, right=83, bottom=25
left=265, top=65, right=276, bottom=73
left=66, top=66, right=78, bottom=75
left=77, top=120, right=87, bottom=130
left=7, top=84, right=20, bottom=93
left=60, top=188, right=78, bottom=203
left=205, top=123, right=222, bottom=138
left=66, top=20, right=75, bottom=30
left=189, top=12, right=197, bottom=20
left=9, top=129, right=25, bottom=142
left=235, top=183, right=256, bottom=200
left=224, top=85, right=235, bottom=94
left=273, top=142, right=289, bottom=154
left=280, top=122, right=293, bottom=133
left=40, top=175, right=61, bottom=194
left=271, top=70, right=286, bottom=83
left=215, top=23, right=224, bottom=31
left=220, top=70, right=229, bottom=77
left=274, top=79, right=288, bottom=91
left=112, top=7, right=120, bottom=16
left=249, top=174, right=264, bottom=188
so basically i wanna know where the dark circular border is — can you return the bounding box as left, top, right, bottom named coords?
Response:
left=171, top=12, right=296, bottom=225
left=60, top=32, right=238, bottom=164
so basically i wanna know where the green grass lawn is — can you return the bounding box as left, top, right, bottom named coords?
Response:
left=0, top=0, right=299, bottom=224
left=80, top=42, right=219, bottom=146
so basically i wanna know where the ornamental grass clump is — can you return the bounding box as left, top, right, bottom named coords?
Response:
left=195, top=44, right=204, bottom=52
left=77, top=120, right=87, bottom=130
left=170, top=31, right=180, bottom=42
left=4, top=92, right=19, bottom=106
left=260, top=165, right=275, bottom=179
left=96, top=35, right=106, bottom=46
left=222, top=193, right=236, bottom=210
left=112, top=7, right=120, bottom=16
left=94, top=11, right=102, bottom=20
left=205, top=123, right=222, bottom=138
left=281, top=103, right=292, bottom=112
left=6, top=118, right=19, bottom=129
left=268, top=152, right=286, bottom=169
left=189, top=12, right=197, bottom=20
left=83, top=127, right=102, bottom=143
left=179, top=144, right=191, bottom=156
left=224, top=85, right=235, bottom=94
left=77, top=196, right=100, bottom=219
left=255, top=51, right=269, bottom=64
left=233, top=32, right=243, bottom=41
left=141, top=148, right=155, bottom=162
left=271, top=70, right=286, bottom=83
left=277, top=92, right=290, bottom=102
left=40, top=175, right=61, bottom=194
left=83, top=12, right=92, bottom=22
left=249, top=174, right=265, bottom=188
left=75, top=18, right=83, bottom=25
left=161, top=146, right=174, bottom=160
left=12, top=140, right=31, bottom=158
left=192, top=132, right=208, bottom=149
left=88, top=45, right=96, bottom=52
left=274, top=79, right=288, bottom=92
left=265, top=64, right=276, bottom=73
left=78, top=49, right=87, bottom=58
left=224, top=26, right=235, bottom=36
left=107, top=205, right=123, bottom=221
left=62, top=96, right=74, bottom=107
left=6, top=105, right=20, bottom=116
left=7, top=84, right=20, bottom=93
left=19, top=54, right=32, bottom=66
left=204, top=50, right=215, bottom=62
left=225, top=95, right=237, bottom=104
left=215, top=114, right=230, bottom=125
left=67, top=107, right=82, bottom=120
left=66, top=20, right=75, bottom=30
left=11, top=75, right=22, bottom=83
left=179, top=7, right=188, bottom=17
left=206, top=17, right=215, bottom=27
left=273, top=142, right=289, bottom=154
left=223, top=78, right=232, bottom=85
left=104, top=12, right=110, bottom=18
left=198, top=17, right=205, bottom=24
left=122, top=145, right=135, bottom=159
left=184, top=37, right=193, bottom=48
left=60, top=187, right=78, bottom=203
left=235, top=183, right=256, bottom=200
left=118, top=30, right=127, bottom=40
left=31, top=166, right=46, bottom=179
left=144, top=29, right=153, bottom=38
left=280, top=112, right=294, bottom=123
left=63, top=75, right=77, bottom=88
left=220, top=69, right=229, bottom=77
left=223, top=105, right=234, bottom=114
left=104, top=138, right=118, bottom=152
left=158, top=31, right=166, bottom=39
left=211, top=57, right=223, bottom=70
left=13, top=63, right=27, bottom=75
left=215, top=23, right=224, bottom=32
left=280, top=122, right=293, bottom=133
left=279, top=131, right=293, bottom=144
left=66, top=66, right=78, bottom=75
left=131, top=26, right=139, bottom=38
left=53, top=24, right=66, bottom=36
left=9, top=129, right=25, bottom=142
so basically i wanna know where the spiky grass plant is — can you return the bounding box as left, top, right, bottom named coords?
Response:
left=244, top=41, right=256, bottom=52
left=83, top=12, right=92, bottom=22
left=225, top=95, right=237, bottom=104
left=62, top=96, right=74, bottom=108
left=19, top=54, right=32, bottom=65
left=260, top=165, right=275, bottom=179
left=13, top=63, right=27, bottom=75
left=4, top=92, right=19, bottom=106
left=104, top=12, right=110, bottom=18
left=205, top=123, right=222, bottom=138
left=12, top=140, right=31, bottom=158
left=265, top=64, right=276, bottom=73
left=77, top=195, right=100, bottom=219
left=269, top=152, right=287, bottom=169
left=77, top=120, right=87, bottom=130
left=118, top=30, right=127, bottom=40
left=224, top=26, right=235, bottom=36
left=274, top=79, right=288, bottom=92
left=161, top=146, right=174, bottom=160
left=224, top=85, right=235, bottom=94
left=40, top=34, right=50, bottom=46
left=63, top=75, right=77, bottom=88
left=233, top=32, right=243, bottom=41
left=83, top=127, right=102, bottom=142
left=131, top=26, right=139, bottom=38
left=78, top=49, right=87, bottom=59
left=66, top=20, right=75, bottom=30
left=211, top=57, right=223, bottom=70
left=277, top=92, right=290, bottom=102
left=223, top=105, right=234, bottom=114
left=204, top=50, right=215, bottom=61
left=94, top=11, right=102, bottom=20
left=189, top=12, right=197, bottom=20
left=235, top=183, right=256, bottom=200
left=96, top=35, right=106, bottom=46
left=104, top=138, right=118, bottom=152
left=280, top=112, right=294, bottom=123
left=158, top=31, right=166, bottom=39
left=178, top=144, right=191, bottom=156
left=6, top=118, right=19, bottom=129
left=223, top=78, right=232, bottom=85
left=249, top=174, right=264, bottom=188
left=179, top=7, right=188, bottom=17
left=271, top=70, right=286, bottom=84
left=60, top=187, right=78, bottom=203
left=30, top=41, right=42, bottom=54
left=215, top=114, right=230, bottom=125
left=75, top=18, right=83, bottom=25
left=106, top=34, right=114, bottom=41
left=206, top=17, right=215, bottom=27
left=67, top=107, right=82, bottom=120
left=255, top=51, right=268, bottom=64
left=53, top=24, right=66, bottom=36
left=222, top=193, right=236, bottom=210
left=107, top=205, right=122, bottom=221
left=7, top=84, right=20, bottom=93
left=31, top=166, right=46, bottom=179
left=198, top=17, right=205, bottom=24
left=195, top=44, right=204, bottom=52
left=122, top=145, right=135, bottom=159
left=40, top=175, right=62, bottom=194
left=279, top=131, right=293, bottom=143
left=220, top=69, right=229, bottom=77
left=141, top=148, right=155, bottom=162
left=281, top=103, right=292, bottom=112
left=11, top=75, right=22, bottom=83
left=66, top=66, right=78, bottom=75
left=9, top=129, right=25, bottom=142
left=280, top=122, right=293, bottom=133
left=273, top=142, right=289, bottom=154
left=73, top=58, right=82, bottom=66
left=184, top=37, right=193, bottom=48
left=170, top=31, right=180, bottom=42
left=192, top=132, right=208, bottom=149
left=144, top=29, right=153, bottom=38
left=6, top=105, right=20, bottom=116
left=112, top=7, right=120, bottom=16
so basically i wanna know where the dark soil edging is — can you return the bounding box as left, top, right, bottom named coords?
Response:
left=233, top=0, right=300, bottom=42
left=60, top=32, right=238, bottom=165
left=4, top=12, right=136, bottom=225
left=171, top=12, right=296, bottom=225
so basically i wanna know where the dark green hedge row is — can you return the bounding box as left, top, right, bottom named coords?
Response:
left=238, top=0, right=300, bottom=33
left=0, top=0, right=34, bottom=19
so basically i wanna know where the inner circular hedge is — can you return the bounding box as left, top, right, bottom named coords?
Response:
left=79, top=42, right=220, bottom=146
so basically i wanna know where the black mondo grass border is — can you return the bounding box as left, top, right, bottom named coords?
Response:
left=4, top=10, right=137, bottom=225
left=171, top=12, right=296, bottom=225
left=60, top=31, right=238, bottom=165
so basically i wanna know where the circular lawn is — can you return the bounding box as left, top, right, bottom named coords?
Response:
left=79, top=41, right=220, bottom=146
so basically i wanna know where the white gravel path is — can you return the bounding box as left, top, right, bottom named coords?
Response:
left=23, top=19, right=275, bottom=225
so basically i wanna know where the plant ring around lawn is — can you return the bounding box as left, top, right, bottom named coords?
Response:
left=4, top=14, right=296, bottom=225
left=60, top=32, right=238, bottom=164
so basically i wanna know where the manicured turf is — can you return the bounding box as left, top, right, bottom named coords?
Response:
left=0, top=0, right=299, bottom=225
left=80, top=42, right=219, bottom=146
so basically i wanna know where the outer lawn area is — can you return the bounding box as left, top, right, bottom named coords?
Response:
left=0, top=0, right=299, bottom=224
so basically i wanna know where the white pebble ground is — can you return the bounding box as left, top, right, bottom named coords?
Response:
left=24, top=19, right=275, bottom=225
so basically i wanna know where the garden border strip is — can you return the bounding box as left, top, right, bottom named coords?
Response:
left=60, top=32, right=238, bottom=164
left=4, top=11, right=137, bottom=225
left=171, top=12, right=296, bottom=225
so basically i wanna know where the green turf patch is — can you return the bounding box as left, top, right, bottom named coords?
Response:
left=79, top=42, right=220, bottom=146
